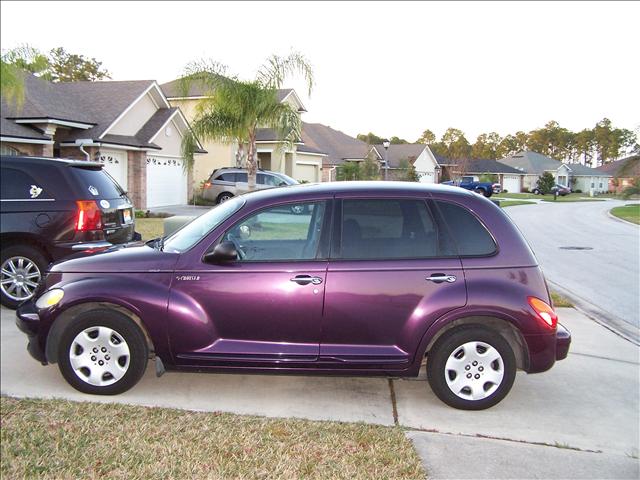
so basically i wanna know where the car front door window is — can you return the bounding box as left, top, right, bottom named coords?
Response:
left=222, top=201, right=327, bottom=261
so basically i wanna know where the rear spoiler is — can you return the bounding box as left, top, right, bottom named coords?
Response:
left=67, top=161, right=103, bottom=170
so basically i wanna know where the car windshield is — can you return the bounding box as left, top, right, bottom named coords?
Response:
left=162, top=197, right=245, bottom=253
left=273, top=172, right=299, bottom=185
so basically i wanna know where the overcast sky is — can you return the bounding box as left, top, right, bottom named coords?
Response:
left=2, top=1, right=638, bottom=142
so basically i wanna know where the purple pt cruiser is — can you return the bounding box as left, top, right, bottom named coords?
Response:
left=16, top=182, right=571, bottom=410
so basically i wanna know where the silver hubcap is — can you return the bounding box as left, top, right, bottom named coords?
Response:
left=1, top=256, right=41, bottom=301
left=445, top=341, right=504, bottom=401
left=69, top=326, right=130, bottom=386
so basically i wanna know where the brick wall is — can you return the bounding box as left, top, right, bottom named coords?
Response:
left=1, top=142, right=47, bottom=156
left=321, top=166, right=336, bottom=182
left=127, top=151, right=147, bottom=210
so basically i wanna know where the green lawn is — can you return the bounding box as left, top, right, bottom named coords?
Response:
left=551, top=291, right=573, bottom=308
left=499, top=200, right=535, bottom=207
left=610, top=204, right=640, bottom=225
left=135, top=218, right=165, bottom=240
left=495, top=192, right=604, bottom=202
left=0, top=397, right=424, bottom=480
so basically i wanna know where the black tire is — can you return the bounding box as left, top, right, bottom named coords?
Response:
left=57, top=309, right=148, bottom=395
left=427, top=326, right=516, bottom=410
left=532, top=188, right=541, bottom=195
left=0, top=244, right=49, bottom=309
left=217, top=192, right=234, bottom=204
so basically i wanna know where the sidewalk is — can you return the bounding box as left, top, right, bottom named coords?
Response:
left=1, top=306, right=638, bottom=478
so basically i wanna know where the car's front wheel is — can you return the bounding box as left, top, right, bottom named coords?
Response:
left=427, top=326, right=516, bottom=410
left=57, top=309, right=148, bottom=395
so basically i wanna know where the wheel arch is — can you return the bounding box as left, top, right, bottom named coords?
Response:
left=422, top=315, right=530, bottom=371
left=0, top=233, right=53, bottom=262
left=45, top=301, right=155, bottom=364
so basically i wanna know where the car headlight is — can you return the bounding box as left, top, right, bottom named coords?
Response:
left=35, top=289, right=64, bottom=309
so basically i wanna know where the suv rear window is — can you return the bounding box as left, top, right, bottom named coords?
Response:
left=216, top=172, right=236, bottom=182
left=71, top=168, right=124, bottom=199
left=0, top=168, right=51, bottom=200
left=435, top=201, right=496, bottom=256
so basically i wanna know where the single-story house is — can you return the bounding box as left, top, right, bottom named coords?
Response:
left=500, top=151, right=610, bottom=193
left=433, top=155, right=525, bottom=193
left=161, top=80, right=325, bottom=185
left=1, top=73, right=204, bottom=209
left=300, top=123, right=371, bottom=182
left=595, top=155, right=639, bottom=193
left=371, top=144, right=440, bottom=183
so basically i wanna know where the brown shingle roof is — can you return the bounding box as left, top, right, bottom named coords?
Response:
left=373, top=144, right=427, bottom=168
left=595, top=155, right=639, bottom=177
left=301, top=123, right=372, bottom=166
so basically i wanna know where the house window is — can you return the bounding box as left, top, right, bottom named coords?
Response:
left=599, top=182, right=603, bottom=188
left=0, top=144, right=19, bottom=156
left=591, top=181, right=595, bottom=188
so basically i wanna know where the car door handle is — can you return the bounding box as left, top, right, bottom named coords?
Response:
left=426, top=274, right=457, bottom=284
left=290, top=275, right=323, bottom=285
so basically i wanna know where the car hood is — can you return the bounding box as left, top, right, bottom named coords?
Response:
left=49, top=244, right=179, bottom=273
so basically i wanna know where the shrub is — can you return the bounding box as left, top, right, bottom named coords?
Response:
left=502, top=189, right=508, bottom=194
left=574, top=189, right=582, bottom=193
left=622, top=178, right=640, bottom=200
left=536, top=172, right=556, bottom=194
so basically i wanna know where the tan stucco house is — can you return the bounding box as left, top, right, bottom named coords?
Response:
left=160, top=80, right=325, bottom=187
left=1, top=74, right=204, bottom=209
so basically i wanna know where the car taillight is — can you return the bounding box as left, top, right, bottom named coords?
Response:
left=528, top=296, right=558, bottom=329
left=76, top=200, right=103, bottom=231
left=204, top=182, right=212, bottom=188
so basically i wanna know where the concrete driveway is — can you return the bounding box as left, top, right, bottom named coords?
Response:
left=1, top=306, right=638, bottom=478
left=504, top=199, right=640, bottom=341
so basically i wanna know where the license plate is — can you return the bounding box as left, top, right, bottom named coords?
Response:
left=122, top=209, right=133, bottom=224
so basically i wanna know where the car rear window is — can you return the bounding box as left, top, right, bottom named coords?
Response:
left=338, top=199, right=456, bottom=259
left=71, top=167, right=124, bottom=199
left=0, top=167, right=52, bottom=200
left=435, top=201, right=497, bottom=256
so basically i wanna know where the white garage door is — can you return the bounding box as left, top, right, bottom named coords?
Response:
left=295, top=163, right=319, bottom=183
left=502, top=175, right=521, bottom=193
left=418, top=171, right=434, bottom=183
left=146, top=156, right=188, bottom=208
left=96, top=150, right=128, bottom=191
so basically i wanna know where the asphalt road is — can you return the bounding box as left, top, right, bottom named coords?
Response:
left=504, top=199, right=640, bottom=340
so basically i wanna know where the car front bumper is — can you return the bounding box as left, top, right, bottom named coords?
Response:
left=15, top=301, right=47, bottom=364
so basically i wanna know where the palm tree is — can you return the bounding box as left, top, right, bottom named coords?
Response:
left=1, top=45, right=49, bottom=109
left=180, top=53, right=314, bottom=189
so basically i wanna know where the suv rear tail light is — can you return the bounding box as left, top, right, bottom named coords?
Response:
left=76, top=200, right=103, bottom=231
left=204, top=182, right=212, bottom=188
left=528, top=296, right=558, bottom=329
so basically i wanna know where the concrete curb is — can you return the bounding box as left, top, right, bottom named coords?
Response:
left=606, top=208, right=639, bottom=227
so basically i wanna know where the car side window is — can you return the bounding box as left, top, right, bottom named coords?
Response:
left=0, top=168, right=50, bottom=200
left=435, top=201, right=497, bottom=256
left=337, top=199, right=454, bottom=259
left=216, top=172, right=236, bottom=182
left=236, top=172, right=248, bottom=183
left=222, top=201, right=327, bottom=261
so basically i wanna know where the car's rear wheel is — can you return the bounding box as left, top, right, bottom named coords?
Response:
left=427, top=326, right=516, bottom=410
left=0, top=245, right=48, bottom=309
left=532, top=188, right=541, bottom=195
left=57, top=309, right=148, bottom=395
left=217, top=192, right=234, bottom=204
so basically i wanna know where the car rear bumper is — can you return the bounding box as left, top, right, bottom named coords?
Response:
left=555, top=323, right=571, bottom=360
left=15, top=301, right=47, bottom=364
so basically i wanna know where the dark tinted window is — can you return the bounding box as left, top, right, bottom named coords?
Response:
left=71, top=168, right=124, bottom=199
left=0, top=168, right=50, bottom=199
left=236, top=172, right=248, bottom=183
left=338, top=199, right=454, bottom=259
left=216, top=172, right=236, bottom=182
left=436, top=201, right=496, bottom=256
left=257, top=173, right=280, bottom=186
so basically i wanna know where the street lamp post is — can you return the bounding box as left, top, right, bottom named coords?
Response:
left=382, top=139, right=390, bottom=181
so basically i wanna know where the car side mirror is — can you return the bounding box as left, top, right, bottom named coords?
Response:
left=203, top=240, right=238, bottom=264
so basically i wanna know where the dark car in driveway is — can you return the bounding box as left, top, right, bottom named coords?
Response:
left=1, top=156, right=138, bottom=308
left=16, top=182, right=570, bottom=410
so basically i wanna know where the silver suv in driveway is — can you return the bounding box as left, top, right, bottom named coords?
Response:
left=202, top=168, right=299, bottom=204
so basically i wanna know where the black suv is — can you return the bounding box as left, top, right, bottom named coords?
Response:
left=1, top=156, right=138, bottom=308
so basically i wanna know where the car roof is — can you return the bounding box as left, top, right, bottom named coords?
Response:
left=0, top=155, right=103, bottom=170
left=240, top=181, right=475, bottom=203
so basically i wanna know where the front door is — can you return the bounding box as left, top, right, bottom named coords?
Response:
left=320, top=197, right=467, bottom=369
left=168, top=200, right=330, bottom=365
